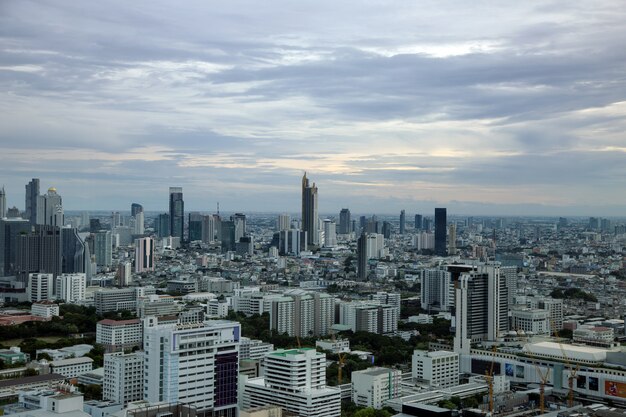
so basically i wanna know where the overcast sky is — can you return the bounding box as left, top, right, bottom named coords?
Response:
left=1, top=1, right=625, bottom=216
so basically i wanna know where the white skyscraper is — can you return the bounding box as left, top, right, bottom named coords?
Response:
left=242, top=348, right=341, bottom=417
left=323, top=219, right=337, bottom=248
left=27, top=273, right=54, bottom=302
left=0, top=186, right=6, bottom=218
left=134, top=211, right=144, bottom=235
left=55, top=273, right=86, bottom=303
left=144, top=320, right=240, bottom=416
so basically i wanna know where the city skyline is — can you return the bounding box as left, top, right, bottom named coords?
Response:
left=1, top=1, right=626, bottom=215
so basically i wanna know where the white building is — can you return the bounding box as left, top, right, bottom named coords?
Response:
left=55, top=273, right=86, bottom=303
left=352, top=367, right=402, bottom=409
left=240, top=337, right=275, bottom=360
left=337, top=302, right=398, bottom=335
left=206, top=299, right=229, bottom=318
left=103, top=352, right=143, bottom=405
left=27, top=273, right=54, bottom=302
left=420, top=269, right=452, bottom=312
left=269, top=291, right=335, bottom=338
left=49, top=357, right=93, bottom=378
left=316, top=339, right=350, bottom=354
left=144, top=320, right=240, bottom=416
left=412, top=350, right=459, bottom=388
left=323, top=219, right=337, bottom=248
left=96, top=319, right=142, bottom=352
left=510, top=307, right=550, bottom=335
left=573, top=326, right=615, bottom=348
left=31, top=301, right=60, bottom=318
left=242, top=348, right=341, bottom=417
left=414, top=232, right=435, bottom=250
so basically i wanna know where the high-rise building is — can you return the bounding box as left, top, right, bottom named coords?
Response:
left=420, top=268, right=453, bottom=312
left=130, top=203, right=143, bottom=218
left=144, top=320, right=240, bottom=416
left=412, top=350, right=459, bottom=388
left=27, top=273, right=54, bottom=302
left=434, top=208, right=447, bottom=256
left=399, top=210, right=406, bottom=234
left=111, top=212, right=122, bottom=228
left=25, top=178, right=40, bottom=225
left=242, top=348, right=341, bottom=417
left=94, top=231, right=112, bottom=269
left=232, top=213, right=246, bottom=241
left=169, top=187, right=184, bottom=240
left=133, top=211, right=144, bottom=235
left=15, top=225, right=62, bottom=284
left=339, top=209, right=351, bottom=234
left=61, top=227, right=87, bottom=275
left=188, top=212, right=203, bottom=242
left=220, top=220, right=236, bottom=253
left=0, top=186, right=6, bottom=218
left=382, top=221, right=392, bottom=239
left=278, top=229, right=306, bottom=256
left=103, top=352, right=144, bottom=405
left=156, top=213, right=170, bottom=238
left=448, top=223, right=457, bottom=255
left=414, top=214, right=422, bottom=230
left=301, top=173, right=319, bottom=246
left=55, top=273, right=86, bottom=303
left=357, top=233, right=368, bottom=281
left=454, top=264, right=508, bottom=355
left=117, top=262, right=132, bottom=286
left=352, top=367, right=402, bottom=408
left=0, top=218, right=30, bottom=276
left=277, top=214, right=291, bottom=231
left=134, top=237, right=155, bottom=273
left=323, top=219, right=336, bottom=247
left=36, top=187, right=64, bottom=227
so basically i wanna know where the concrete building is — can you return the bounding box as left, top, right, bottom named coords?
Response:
left=239, top=337, right=275, bottom=361
left=31, top=301, right=60, bottom=318
left=27, top=273, right=54, bottom=302
left=96, top=319, right=142, bottom=353
left=573, top=326, right=615, bottom=348
left=421, top=268, right=453, bottom=312
left=510, top=307, right=550, bottom=335
left=103, top=352, right=144, bottom=405
left=301, top=173, right=319, bottom=247
left=94, top=231, right=112, bottom=269
left=242, top=348, right=341, bottom=417
left=134, top=237, right=155, bottom=273
left=49, top=357, right=93, bottom=378
left=144, top=320, right=240, bottom=416
left=55, top=273, right=86, bottom=303
left=412, top=350, right=459, bottom=388
left=352, top=367, right=402, bottom=408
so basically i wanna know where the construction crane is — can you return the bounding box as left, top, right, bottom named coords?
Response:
left=558, top=337, right=580, bottom=407
left=518, top=329, right=550, bottom=415
left=485, top=345, right=497, bottom=414
left=337, top=352, right=347, bottom=384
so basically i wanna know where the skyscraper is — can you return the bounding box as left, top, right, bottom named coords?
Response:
left=434, top=208, right=447, bottom=256
left=277, top=214, right=291, bottom=231
left=202, top=214, right=215, bottom=243
left=37, top=187, right=64, bottom=227
left=301, top=173, right=319, bottom=246
left=448, top=224, right=457, bottom=256
left=232, top=213, right=246, bottom=241
left=322, top=219, right=336, bottom=248
left=25, top=178, right=40, bottom=225
left=15, top=225, right=62, bottom=284
left=188, top=212, right=203, bottom=242
left=156, top=213, right=170, bottom=237
left=220, top=220, right=236, bottom=253
left=130, top=203, right=143, bottom=218
left=357, top=233, right=368, bottom=281
left=415, top=214, right=422, bottom=230
left=94, top=231, right=112, bottom=269
left=169, top=187, right=184, bottom=240
left=0, top=186, right=6, bottom=218
left=135, top=237, right=155, bottom=273
left=399, top=210, right=406, bottom=234
left=0, top=218, right=31, bottom=276
left=61, top=227, right=87, bottom=274
left=339, top=208, right=351, bottom=234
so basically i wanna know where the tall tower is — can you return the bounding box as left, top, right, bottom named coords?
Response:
left=339, top=208, right=351, bottom=234
left=357, top=232, right=368, bottom=281
left=434, top=208, right=447, bottom=256
left=301, top=173, right=319, bottom=246
left=37, top=187, right=64, bottom=227
left=130, top=203, right=143, bottom=218
left=25, top=178, right=40, bottom=225
left=448, top=223, right=457, bottom=255
left=135, top=237, right=155, bottom=273
left=399, top=210, right=406, bottom=234
left=169, top=187, right=184, bottom=240
left=0, top=186, right=6, bottom=218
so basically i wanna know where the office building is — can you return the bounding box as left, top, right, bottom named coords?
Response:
left=414, top=214, right=422, bottom=230
left=144, top=320, right=240, bottom=416
left=93, top=287, right=155, bottom=315
left=27, top=273, right=54, bottom=302
left=169, top=187, right=184, bottom=240
left=94, top=231, right=112, bottom=269
left=25, top=178, right=40, bottom=225
left=188, top=212, right=203, bottom=242
left=15, top=225, right=62, bottom=282
left=412, top=350, right=459, bottom=388
left=352, top=367, right=402, bottom=408
left=448, top=224, right=457, bottom=255
left=322, top=219, right=336, bottom=248
left=134, top=237, right=155, bottom=273
left=96, top=319, right=142, bottom=352
left=242, top=348, right=341, bottom=417
left=301, top=173, right=319, bottom=246
left=382, top=221, right=392, bottom=239
left=453, top=264, right=508, bottom=355
left=500, top=266, right=518, bottom=305
left=239, top=337, right=275, bottom=361
left=103, top=352, right=144, bottom=405
left=434, top=208, right=447, bottom=256
left=133, top=211, right=144, bottom=235
left=337, top=301, right=398, bottom=335
left=202, top=214, right=216, bottom=243
left=510, top=307, right=550, bottom=335
left=130, top=203, right=143, bottom=218
left=55, top=273, right=86, bottom=303
left=357, top=233, right=368, bottom=280
left=36, top=188, right=64, bottom=227
left=338, top=209, right=351, bottom=234
left=61, top=227, right=87, bottom=274
left=232, top=213, right=246, bottom=241
left=276, top=214, right=290, bottom=232
left=0, top=218, right=31, bottom=276
left=421, top=268, right=452, bottom=312
left=220, top=220, right=236, bottom=253
left=117, top=262, right=132, bottom=286
left=399, top=210, right=406, bottom=234
left=278, top=229, right=306, bottom=256
left=156, top=213, right=170, bottom=238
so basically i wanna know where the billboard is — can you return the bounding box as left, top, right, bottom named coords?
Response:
left=589, top=377, right=599, bottom=391
left=471, top=358, right=501, bottom=376
left=605, top=381, right=626, bottom=398
left=505, top=363, right=514, bottom=377
left=516, top=365, right=525, bottom=379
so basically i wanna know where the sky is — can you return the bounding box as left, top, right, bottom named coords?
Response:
left=1, top=1, right=626, bottom=216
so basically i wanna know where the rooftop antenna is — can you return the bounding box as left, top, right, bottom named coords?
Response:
left=217, top=202, right=220, bottom=216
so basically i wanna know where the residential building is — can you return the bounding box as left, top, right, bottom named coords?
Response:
left=55, top=273, right=86, bottom=303
left=301, top=173, right=319, bottom=247
left=412, top=350, right=459, bottom=388
left=103, top=352, right=143, bottom=405
left=169, top=187, right=184, bottom=240
left=352, top=367, right=402, bottom=408
left=96, top=318, right=142, bottom=352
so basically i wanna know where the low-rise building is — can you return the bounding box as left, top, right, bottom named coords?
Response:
left=96, top=319, right=142, bottom=352
left=412, top=350, right=459, bottom=388
left=49, top=357, right=93, bottom=378
left=351, top=367, right=402, bottom=408
left=31, top=302, right=60, bottom=319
